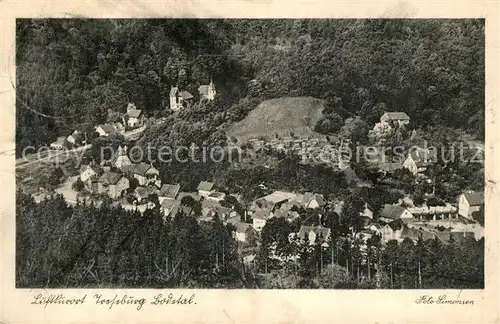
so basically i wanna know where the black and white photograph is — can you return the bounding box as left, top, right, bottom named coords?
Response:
left=15, top=18, right=485, bottom=290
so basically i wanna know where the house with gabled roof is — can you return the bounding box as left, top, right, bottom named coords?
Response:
left=457, top=191, right=484, bottom=219
left=95, top=124, right=117, bottom=137
left=379, top=218, right=406, bottom=243
left=298, top=226, right=331, bottom=246
left=122, top=103, right=144, bottom=128
left=111, top=145, right=132, bottom=169
left=97, top=171, right=129, bottom=199
left=198, top=79, right=216, bottom=101
left=197, top=181, right=214, bottom=197
left=305, top=193, right=326, bottom=209
left=379, top=204, right=413, bottom=222
left=158, top=183, right=181, bottom=203
left=122, top=162, right=160, bottom=187
left=380, top=112, right=410, bottom=126
left=403, top=147, right=436, bottom=175
left=80, top=163, right=103, bottom=183
left=252, top=208, right=270, bottom=231
left=134, top=185, right=159, bottom=204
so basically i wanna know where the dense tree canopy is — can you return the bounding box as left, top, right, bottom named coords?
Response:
left=16, top=19, right=484, bottom=156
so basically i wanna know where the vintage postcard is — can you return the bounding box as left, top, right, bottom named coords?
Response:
left=1, top=1, right=499, bottom=323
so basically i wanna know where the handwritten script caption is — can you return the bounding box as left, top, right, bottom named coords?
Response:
left=31, top=293, right=196, bottom=310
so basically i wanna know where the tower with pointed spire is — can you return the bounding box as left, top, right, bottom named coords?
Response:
left=198, top=78, right=216, bottom=101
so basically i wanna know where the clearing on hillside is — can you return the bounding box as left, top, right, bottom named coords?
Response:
left=228, top=97, right=325, bottom=142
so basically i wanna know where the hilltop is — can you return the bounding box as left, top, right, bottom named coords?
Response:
left=228, top=97, right=325, bottom=142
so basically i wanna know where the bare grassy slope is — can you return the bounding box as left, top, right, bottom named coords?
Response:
left=228, top=97, right=324, bottom=141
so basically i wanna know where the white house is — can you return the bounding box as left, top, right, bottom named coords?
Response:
left=122, top=103, right=144, bottom=128
left=197, top=181, right=215, bottom=198
left=380, top=112, right=410, bottom=127
left=379, top=204, right=414, bottom=222
left=402, top=147, right=435, bottom=175
left=298, top=226, right=331, bottom=246
left=198, top=79, right=216, bottom=101
left=457, top=191, right=484, bottom=219
left=79, top=164, right=102, bottom=183
left=111, top=146, right=132, bottom=169
left=378, top=219, right=406, bottom=243
left=95, top=124, right=117, bottom=137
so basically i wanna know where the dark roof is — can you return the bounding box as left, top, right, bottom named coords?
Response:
left=387, top=218, right=406, bottom=231
left=126, top=109, right=142, bottom=119
left=98, top=172, right=124, bottom=185
left=463, top=192, right=484, bottom=206
left=312, top=194, right=326, bottom=206
left=380, top=205, right=408, bottom=220
left=97, top=124, right=117, bottom=134
left=400, top=226, right=421, bottom=241
left=159, top=184, right=181, bottom=199
left=181, top=91, right=194, bottom=100
left=234, top=222, right=252, bottom=233
left=197, top=181, right=214, bottom=191
left=133, top=162, right=156, bottom=176
left=383, top=112, right=410, bottom=121
left=135, top=186, right=158, bottom=199
left=298, top=226, right=331, bottom=241
left=208, top=192, right=225, bottom=199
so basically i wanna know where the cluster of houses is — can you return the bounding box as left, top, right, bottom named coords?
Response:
left=169, top=79, right=216, bottom=111
left=95, top=103, right=145, bottom=137
left=49, top=129, right=86, bottom=150
left=245, top=135, right=351, bottom=170
left=49, top=103, right=145, bottom=150
left=244, top=185, right=484, bottom=251
left=79, top=145, right=160, bottom=200
left=373, top=190, right=484, bottom=245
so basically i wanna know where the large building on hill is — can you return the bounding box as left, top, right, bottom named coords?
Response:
left=380, top=112, right=410, bottom=126
left=198, top=80, right=216, bottom=101
left=169, top=86, right=194, bottom=111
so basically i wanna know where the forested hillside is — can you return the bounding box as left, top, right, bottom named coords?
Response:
left=16, top=19, right=484, bottom=155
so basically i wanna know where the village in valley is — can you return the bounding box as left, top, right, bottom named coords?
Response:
left=20, top=84, right=484, bottom=268
left=15, top=19, right=485, bottom=289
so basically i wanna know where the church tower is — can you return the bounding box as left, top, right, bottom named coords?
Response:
left=207, top=79, right=216, bottom=100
